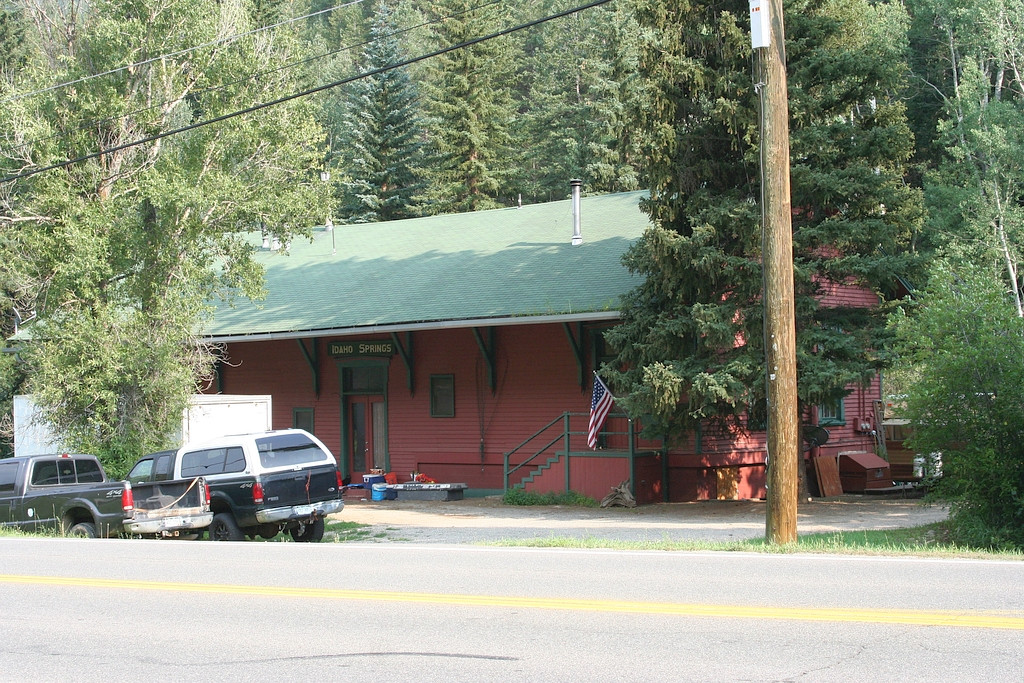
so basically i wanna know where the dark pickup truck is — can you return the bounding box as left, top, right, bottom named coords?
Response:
left=0, top=454, right=126, bottom=536
left=0, top=453, right=212, bottom=538
left=127, top=428, right=344, bottom=542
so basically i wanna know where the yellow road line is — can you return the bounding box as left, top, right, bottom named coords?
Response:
left=2, top=573, right=1022, bottom=630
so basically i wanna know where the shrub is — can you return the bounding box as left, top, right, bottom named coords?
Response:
left=893, top=263, right=1024, bottom=549
left=502, top=489, right=598, bottom=507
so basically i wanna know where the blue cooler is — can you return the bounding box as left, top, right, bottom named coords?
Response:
left=370, top=483, right=396, bottom=501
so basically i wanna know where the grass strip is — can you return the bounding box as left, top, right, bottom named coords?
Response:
left=483, top=523, right=1024, bottom=560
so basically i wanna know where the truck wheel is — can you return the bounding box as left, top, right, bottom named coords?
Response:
left=209, top=513, right=245, bottom=541
left=68, top=522, right=98, bottom=538
left=289, top=518, right=325, bottom=542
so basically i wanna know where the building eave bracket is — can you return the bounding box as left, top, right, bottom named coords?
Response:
left=390, top=331, right=414, bottom=393
left=473, top=327, right=497, bottom=394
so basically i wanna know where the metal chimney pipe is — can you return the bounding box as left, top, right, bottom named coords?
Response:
left=570, top=179, right=583, bottom=245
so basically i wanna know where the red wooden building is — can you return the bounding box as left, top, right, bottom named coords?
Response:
left=204, top=190, right=883, bottom=502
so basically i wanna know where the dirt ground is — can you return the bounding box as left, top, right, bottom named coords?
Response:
left=330, top=492, right=949, bottom=544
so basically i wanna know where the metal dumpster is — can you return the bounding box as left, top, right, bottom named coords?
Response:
left=838, top=452, right=892, bottom=493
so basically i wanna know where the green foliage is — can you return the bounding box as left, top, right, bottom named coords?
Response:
left=420, top=0, right=515, bottom=213
left=893, top=262, right=1024, bottom=549
left=0, top=2, right=29, bottom=72
left=509, top=3, right=640, bottom=202
left=25, top=303, right=215, bottom=477
left=315, top=0, right=644, bottom=212
left=906, top=0, right=1024, bottom=311
left=337, top=0, right=427, bottom=223
left=1, top=0, right=328, bottom=470
left=502, top=488, right=598, bottom=507
left=898, top=0, right=1024, bottom=547
left=324, top=519, right=377, bottom=542
left=604, top=0, right=924, bottom=442
left=0, top=348, right=23, bottom=458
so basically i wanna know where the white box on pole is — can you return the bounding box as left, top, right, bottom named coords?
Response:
left=750, top=0, right=770, bottom=49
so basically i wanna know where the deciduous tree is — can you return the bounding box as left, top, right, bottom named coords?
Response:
left=907, top=0, right=1024, bottom=316
left=0, top=0, right=328, bottom=473
left=894, top=261, right=1024, bottom=548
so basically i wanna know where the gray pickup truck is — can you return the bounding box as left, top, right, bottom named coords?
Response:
left=128, top=429, right=344, bottom=542
left=0, top=453, right=212, bottom=538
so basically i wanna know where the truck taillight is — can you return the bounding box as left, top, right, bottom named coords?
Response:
left=203, top=481, right=210, bottom=506
left=122, top=485, right=134, bottom=513
left=336, top=470, right=344, bottom=490
left=252, top=481, right=264, bottom=504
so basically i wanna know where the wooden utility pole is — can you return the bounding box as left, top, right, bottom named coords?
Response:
left=758, top=0, right=799, bottom=544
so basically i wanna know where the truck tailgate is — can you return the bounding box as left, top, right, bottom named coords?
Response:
left=261, top=465, right=340, bottom=507
left=126, top=478, right=212, bottom=535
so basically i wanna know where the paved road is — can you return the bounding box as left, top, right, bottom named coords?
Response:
left=332, top=494, right=949, bottom=544
left=1, top=536, right=1020, bottom=682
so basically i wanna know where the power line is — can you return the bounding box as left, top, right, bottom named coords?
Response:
left=1, top=0, right=614, bottom=184
left=0, top=0, right=369, bottom=105
left=2, top=0, right=504, bottom=160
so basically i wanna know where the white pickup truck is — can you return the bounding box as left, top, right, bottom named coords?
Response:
left=128, top=429, right=344, bottom=542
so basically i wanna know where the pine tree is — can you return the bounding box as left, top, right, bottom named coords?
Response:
left=604, top=0, right=924, bottom=442
left=420, top=0, right=515, bottom=213
left=510, top=2, right=639, bottom=203
left=337, top=0, right=426, bottom=223
left=313, top=0, right=379, bottom=181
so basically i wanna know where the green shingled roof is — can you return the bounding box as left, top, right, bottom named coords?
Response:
left=205, top=190, right=650, bottom=340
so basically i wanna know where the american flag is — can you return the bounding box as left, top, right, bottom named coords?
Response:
left=587, top=374, right=614, bottom=449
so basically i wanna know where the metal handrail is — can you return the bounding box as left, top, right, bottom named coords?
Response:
left=505, top=433, right=564, bottom=477
left=503, top=415, right=568, bottom=490
left=503, top=411, right=640, bottom=491
left=504, top=413, right=566, bottom=458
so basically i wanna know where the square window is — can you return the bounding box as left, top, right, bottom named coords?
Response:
left=293, top=407, right=315, bottom=433
left=430, top=375, right=455, bottom=418
left=76, top=459, right=103, bottom=483
left=818, top=397, right=845, bottom=426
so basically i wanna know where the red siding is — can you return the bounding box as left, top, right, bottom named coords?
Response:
left=217, top=338, right=344, bottom=461
left=217, top=325, right=599, bottom=488
left=388, top=325, right=590, bottom=486
left=212, top=307, right=883, bottom=503
left=633, top=455, right=665, bottom=504
left=818, top=277, right=880, bottom=308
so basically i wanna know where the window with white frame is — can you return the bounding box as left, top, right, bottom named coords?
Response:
left=817, top=397, right=845, bottom=425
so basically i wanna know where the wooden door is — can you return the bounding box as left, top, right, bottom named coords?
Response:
left=349, top=395, right=387, bottom=473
